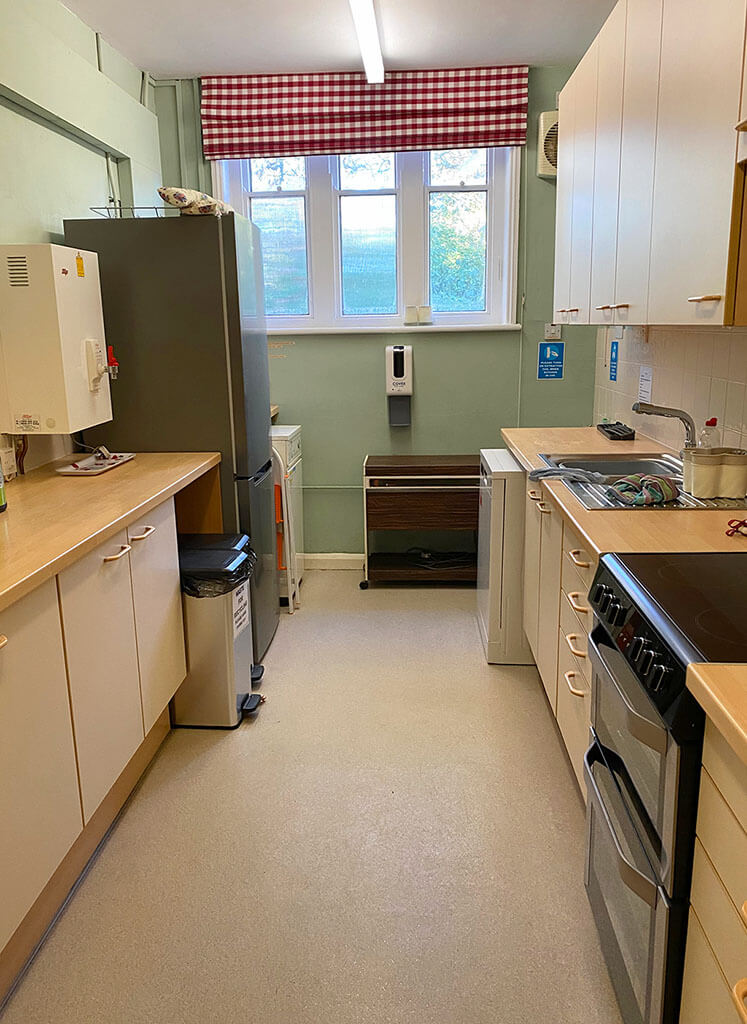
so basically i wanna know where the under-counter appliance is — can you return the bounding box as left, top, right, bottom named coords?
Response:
left=0, top=244, right=112, bottom=434
left=271, top=425, right=303, bottom=608
left=476, top=449, right=533, bottom=664
left=585, top=552, right=747, bottom=1024
left=63, top=214, right=278, bottom=662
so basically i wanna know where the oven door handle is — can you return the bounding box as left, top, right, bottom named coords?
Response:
left=584, top=747, right=658, bottom=908
left=589, top=631, right=668, bottom=755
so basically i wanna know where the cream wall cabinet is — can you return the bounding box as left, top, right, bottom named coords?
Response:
left=567, top=41, right=599, bottom=326
left=522, top=487, right=543, bottom=658
left=589, top=0, right=627, bottom=326
left=613, top=0, right=663, bottom=325
left=647, top=0, right=746, bottom=325
left=553, top=77, right=575, bottom=323
left=555, top=0, right=747, bottom=326
left=59, top=529, right=145, bottom=823
left=127, top=498, right=186, bottom=733
left=0, top=579, right=83, bottom=951
left=535, top=495, right=564, bottom=711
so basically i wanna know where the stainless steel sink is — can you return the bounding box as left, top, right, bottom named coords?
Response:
left=537, top=452, right=747, bottom=511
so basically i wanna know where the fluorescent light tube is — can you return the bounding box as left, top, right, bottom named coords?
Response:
left=348, top=0, right=385, bottom=83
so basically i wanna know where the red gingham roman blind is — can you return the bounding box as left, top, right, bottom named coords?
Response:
left=200, top=66, right=529, bottom=160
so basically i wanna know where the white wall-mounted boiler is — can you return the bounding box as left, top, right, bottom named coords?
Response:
left=0, top=244, right=112, bottom=434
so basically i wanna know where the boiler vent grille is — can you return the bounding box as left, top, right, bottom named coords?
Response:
left=7, top=255, right=29, bottom=287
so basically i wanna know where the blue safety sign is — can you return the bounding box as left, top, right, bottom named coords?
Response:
left=610, top=340, right=619, bottom=382
left=537, top=342, right=565, bottom=380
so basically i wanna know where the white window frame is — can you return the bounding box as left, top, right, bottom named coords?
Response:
left=213, top=148, right=520, bottom=333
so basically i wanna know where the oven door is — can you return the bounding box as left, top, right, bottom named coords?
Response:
left=589, top=625, right=679, bottom=892
left=584, top=744, right=673, bottom=1024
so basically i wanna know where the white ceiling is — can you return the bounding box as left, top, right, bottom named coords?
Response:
left=63, top=0, right=616, bottom=79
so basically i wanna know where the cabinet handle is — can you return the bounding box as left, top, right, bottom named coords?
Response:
left=687, top=294, right=722, bottom=303
left=610, top=303, right=630, bottom=309
left=103, top=544, right=132, bottom=562
left=568, top=592, right=590, bottom=614
left=732, top=979, right=747, bottom=1024
left=564, top=670, right=585, bottom=697
left=569, top=549, right=591, bottom=569
left=130, top=525, right=156, bottom=542
left=556, top=308, right=568, bottom=313
left=565, top=633, right=587, bottom=658
left=567, top=307, right=580, bottom=312
left=741, top=900, right=747, bottom=928
left=0, top=634, right=8, bottom=650
left=537, top=502, right=553, bottom=514
left=527, top=489, right=542, bottom=501
left=594, top=304, right=612, bottom=311
left=736, top=118, right=747, bottom=131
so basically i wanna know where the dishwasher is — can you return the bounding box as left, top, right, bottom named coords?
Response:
left=476, top=449, right=534, bottom=664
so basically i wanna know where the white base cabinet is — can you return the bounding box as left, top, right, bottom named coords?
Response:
left=0, top=579, right=83, bottom=950
left=127, top=499, right=186, bottom=733
left=59, top=530, right=145, bottom=823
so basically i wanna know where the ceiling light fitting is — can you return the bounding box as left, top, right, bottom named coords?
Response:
left=347, top=0, right=384, bottom=84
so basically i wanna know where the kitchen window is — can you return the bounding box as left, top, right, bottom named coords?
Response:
left=216, top=147, right=519, bottom=332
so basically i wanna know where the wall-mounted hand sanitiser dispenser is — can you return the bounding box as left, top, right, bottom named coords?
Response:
left=385, top=344, right=412, bottom=426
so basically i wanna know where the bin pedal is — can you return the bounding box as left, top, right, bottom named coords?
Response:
left=251, top=664, right=265, bottom=685
left=240, top=692, right=265, bottom=715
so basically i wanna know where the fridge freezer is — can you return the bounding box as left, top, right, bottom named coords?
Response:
left=64, top=213, right=279, bottom=661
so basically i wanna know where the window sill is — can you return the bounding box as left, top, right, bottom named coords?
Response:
left=266, top=323, right=523, bottom=336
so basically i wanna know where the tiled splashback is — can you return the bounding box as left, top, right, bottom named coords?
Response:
left=594, top=326, right=747, bottom=451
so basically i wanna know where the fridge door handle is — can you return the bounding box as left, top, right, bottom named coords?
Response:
left=236, top=460, right=273, bottom=485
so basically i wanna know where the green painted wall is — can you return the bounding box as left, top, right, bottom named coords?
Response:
left=268, top=67, right=597, bottom=551
left=0, top=0, right=162, bottom=469
left=154, top=66, right=597, bottom=552
left=0, top=0, right=161, bottom=245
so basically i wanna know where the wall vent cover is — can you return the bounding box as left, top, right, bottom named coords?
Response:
left=7, top=255, right=29, bottom=287
left=537, top=110, right=559, bottom=178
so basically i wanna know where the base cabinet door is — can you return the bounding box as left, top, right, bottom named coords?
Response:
left=59, top=530, right=144, bottom=823
left=0, top=579, right=83, bottom=950
left=536, top=498, right=564, bottom=710
left=127, top=499, right=186, bottom=732
left=522, top=486, right=542, bottom=658
left=556, top=625, right=590, bottom=796
left=680, top=910, right=742, bottom=1024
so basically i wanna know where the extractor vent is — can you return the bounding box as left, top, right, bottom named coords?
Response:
left=537, top=110, right=559, bottom=178
left=7, top=255, right=29, bottom=287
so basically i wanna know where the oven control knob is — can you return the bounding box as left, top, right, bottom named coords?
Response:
left=593, top=583, right=609, bottom=605
left=605, top=600, right=622, bottom=624
left=639, top=649, right=656, bottom=676
left=599, top=589, right=614, bottom=614
left=629, top=636, right=646, bottom=662
left=612, top=603, right=628, bottom=626
left=650, top=664, right=672, bottom=692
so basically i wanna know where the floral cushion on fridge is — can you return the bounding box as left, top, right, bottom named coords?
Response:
left=158, top=186, right=233, bottom=216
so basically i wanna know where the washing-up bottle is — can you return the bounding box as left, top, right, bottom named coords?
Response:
left=698, top=418, right=721, bottom=448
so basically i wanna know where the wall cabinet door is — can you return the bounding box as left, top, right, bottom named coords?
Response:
left=568, top=41, right=599, bottom=325
left=647, top=0, right=746, bottom=324
left=59, top=530, right=144, bottom=823
left=128, top=498, right=186, bottom=733
left=614, top=0, right=663, bottom=325
left=553, top=79, right=576, bottom=323
left=522, top=485, right=543, bottom=658
left=0, top=579, right=83, bottom=950
left=590, top=0, right=627, bottom=325
left=536, top=497, right=564, bottom=710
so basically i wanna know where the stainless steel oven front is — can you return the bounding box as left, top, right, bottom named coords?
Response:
left=585, top=622, right=702, bottom=1024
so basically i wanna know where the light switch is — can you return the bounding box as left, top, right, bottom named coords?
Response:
left=544, top=323, right=562, bottom=340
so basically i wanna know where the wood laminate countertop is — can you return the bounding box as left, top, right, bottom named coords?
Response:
left=0, top=452, right=220, bottom=613
left=501, top=426, right=747, bottom=764
left=501, top=427, right=747, bottom=556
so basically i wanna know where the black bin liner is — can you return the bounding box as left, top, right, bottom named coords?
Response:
left=179, top=546, right=257, bottom=599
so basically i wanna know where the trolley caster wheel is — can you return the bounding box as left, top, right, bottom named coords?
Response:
left=359, top=580, right=369, bottom=590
